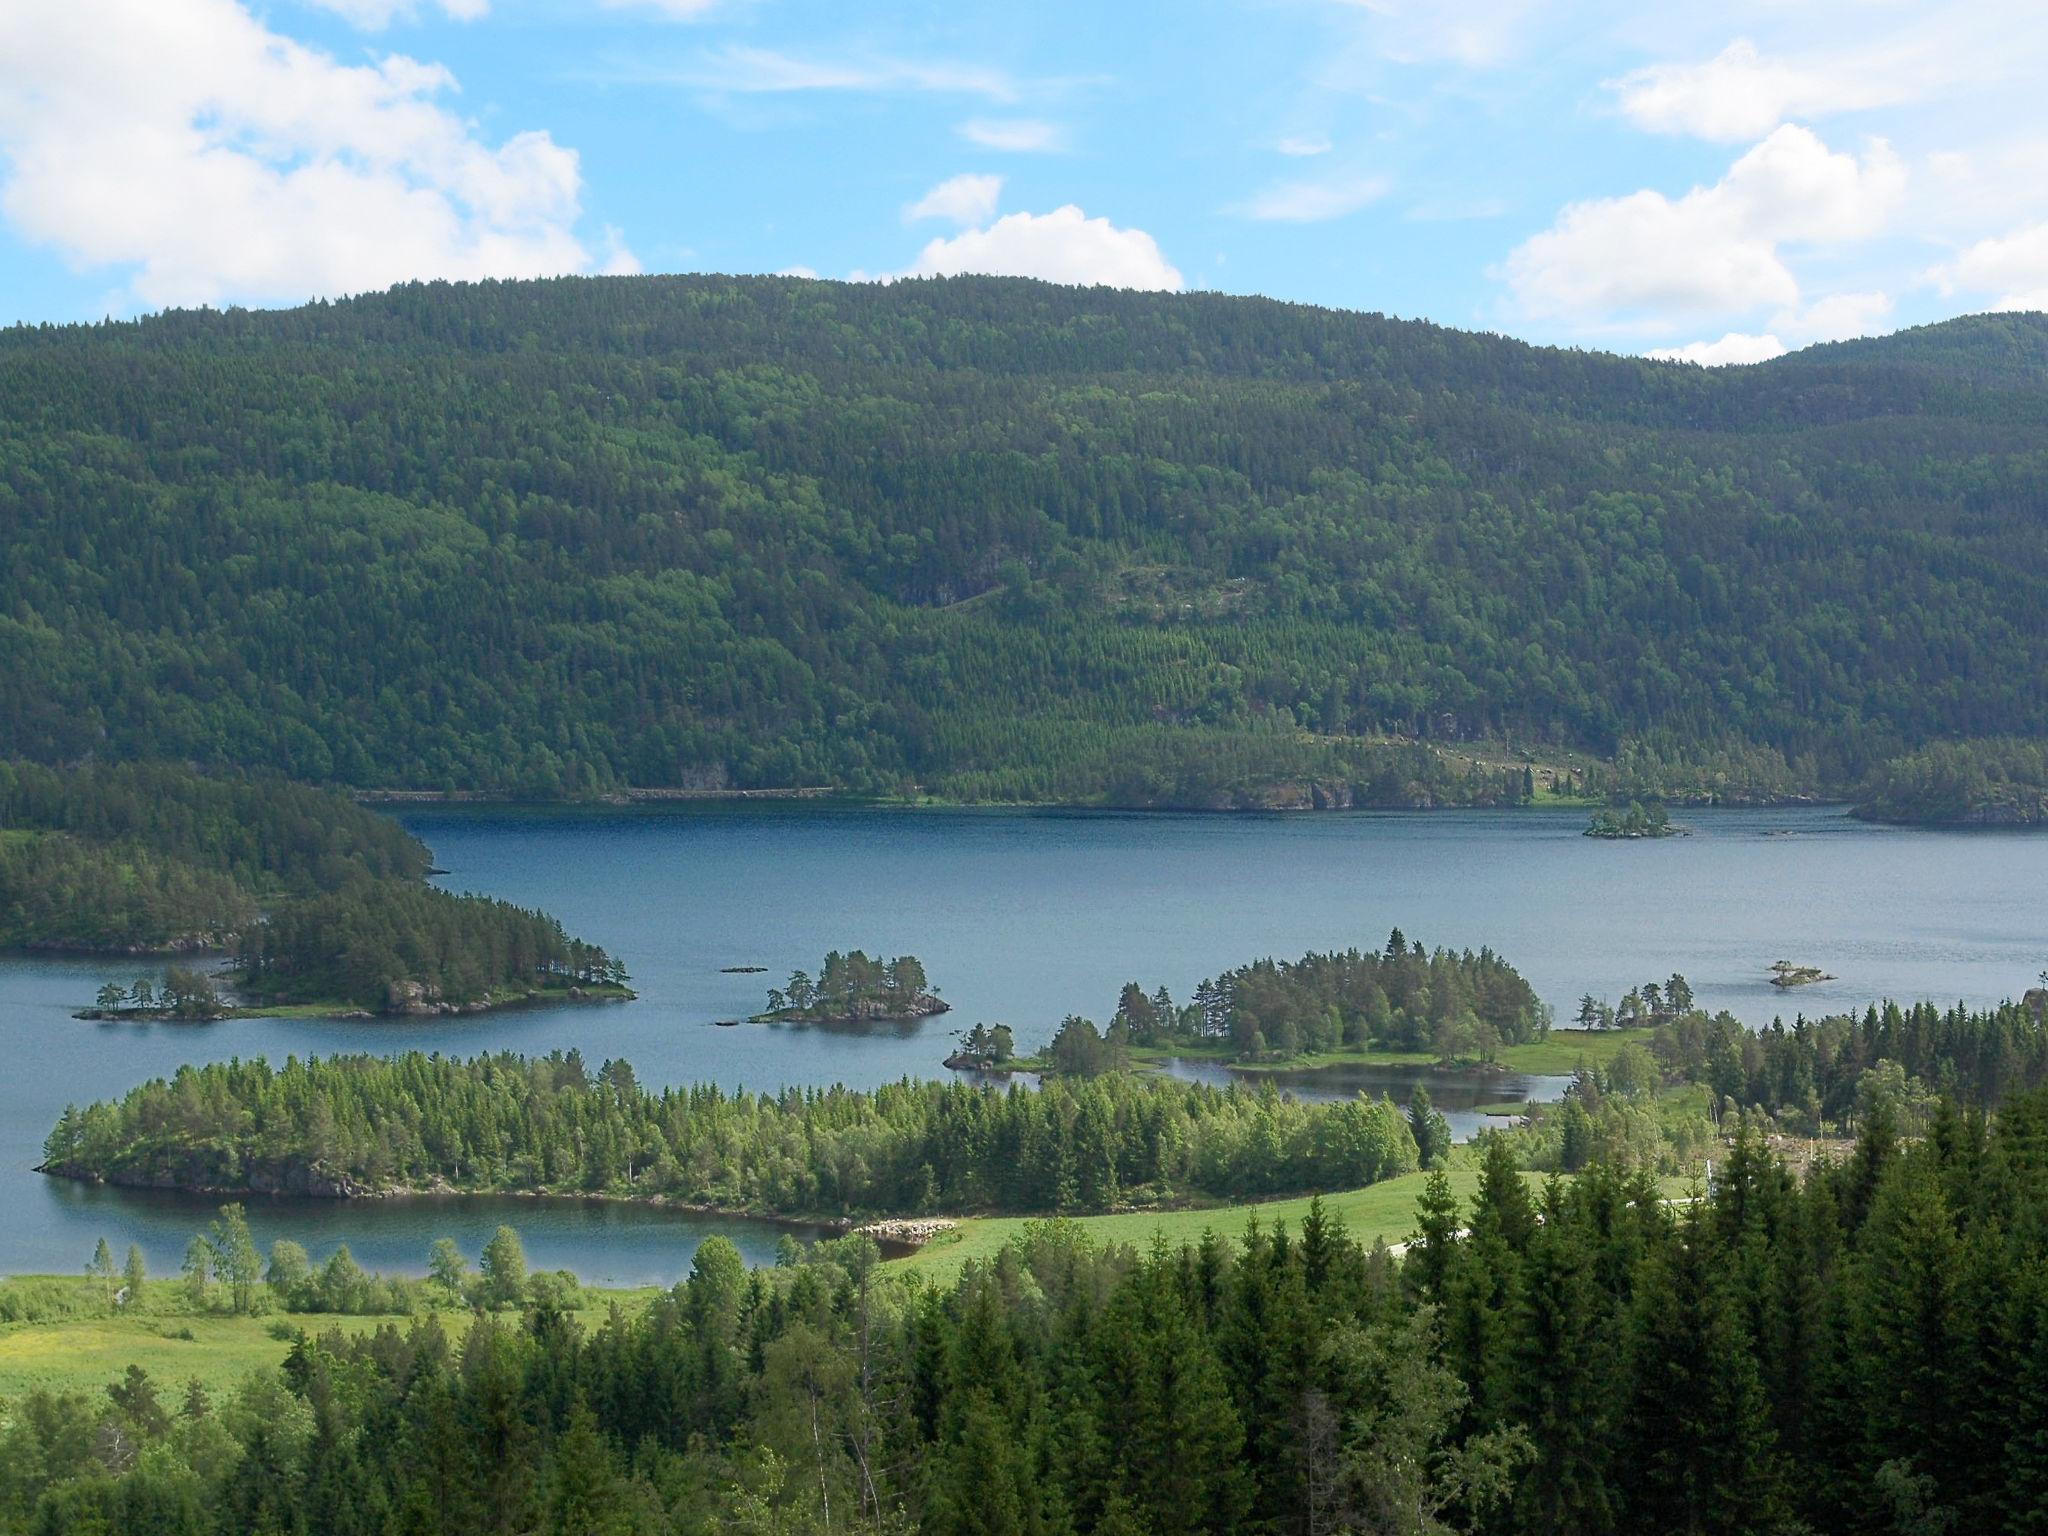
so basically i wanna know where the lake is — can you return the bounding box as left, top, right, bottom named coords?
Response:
left=1, top=803, right=2040, bottom=1282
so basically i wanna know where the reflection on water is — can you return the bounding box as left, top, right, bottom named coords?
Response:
left=2, top=802, right=2041, bottom=1276
left=40, top=1181, right=820, bottom=1290
left=1157, top=1058, right=1574, bottom=1143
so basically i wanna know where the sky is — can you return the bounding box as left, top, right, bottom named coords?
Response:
left=2, top=0, right=2046, bottom=363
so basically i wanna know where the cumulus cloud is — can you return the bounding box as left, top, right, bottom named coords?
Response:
left=306, top=0, right=488, bottom=28
left=1789, top=289, right=1894, bottom=342
left=906, top=206, right=1182, bottom=291
left=1276, top=134, right=1333, bottom=157
left=1236, top=175, right=1389, bottom=222
left=0, top=0, right=629, bottom=310
left=1930, top=222, right=2048, bottom=312
left=1646, top=289, right=1893, bottom=367
left=957, top=118, right=1064, bottom=153
left=1647, top=332, right=1787, bottom=367
left=1609, top=38, right=1912, bottom=144
left=1503, top=125, right=1904, bottom=331
left=906, top=173, right=1003, bottom=227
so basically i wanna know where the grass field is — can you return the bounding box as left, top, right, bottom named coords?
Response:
left=0, top=1284, right=657, bottom=1400
left=880, top=1168, right=1520, bottom=1286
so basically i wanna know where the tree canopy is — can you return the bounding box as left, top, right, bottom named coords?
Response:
left=2, top=276, right=2041, bottom=804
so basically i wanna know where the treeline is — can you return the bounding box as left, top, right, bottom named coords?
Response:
left=238, top=883, right=624, bottom=1012
left=1654, top=996, right=2048, bottom=1129
left=42, top=1050, right=1423, bottom=1214
left=1852, top=737, right=2048, bottom=825
left=2, top=276, right=2042, bottom=802
left=11, top=1097, right=2048, bottom=1533
left=0, top=761, right=429, bottom=891
left=0, top=761, right=623, bottom=1013
left=0, top=760, right=427, bottom=952
left=1106, top=929, right=1547, bottom=1060
left=0, top=833, right=250, bottom=952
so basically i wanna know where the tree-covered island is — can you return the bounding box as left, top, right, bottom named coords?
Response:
left=0, top=761, right=629, bottom=1019
left=1584, top=801, right=1677, bottom=838
left=756, top=951, right=946, bottom=1023
left=1000, top=931, right=1550, bottom=1075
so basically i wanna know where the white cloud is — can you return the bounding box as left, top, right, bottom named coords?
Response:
left=1503, top=125, right=1904, bottom=331
left=1277, top=134, right=1332, bottom=157
left=1607, top=11, right=2048, bottom=145
left=1334, top=0, right=1547, bottom=69
left=675, top=45, right=1017, bottom=101
left=0, top=0, right=627, bottom=311
left=1931, top=223, right=2048, bottom=312
left=305, top=0, right=487, bottom=28
left=1786, top=289, right=1893, bottom=342
left=1609, top=38, right=1913, bottom=144
left=1645, top=288, right=1893, bottom=366
left=906, top=206, right=1182, bottom=291
left=597, top=227, right=643, bottom=276
left=1647, top=332, right=1787, bottom=367
left=776, top=264, right=820, bottom=279
left=906, top=173, right=1003, bottom=227
left=597, top=0, right=720, bottom=18
left=957, top=118, right=1064, bottom=153
left=1236, top=174, right=1389, bottom=223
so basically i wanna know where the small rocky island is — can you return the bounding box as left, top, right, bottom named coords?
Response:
left=1585, top=802, right=1679, bottom=839
left=754, top=950, right=948, bottom=1024
left=1769, top=960, right=1835, bottom=988
left=943, top=1022, right=1018, bottom=1072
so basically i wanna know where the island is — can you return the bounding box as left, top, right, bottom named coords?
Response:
left=755, top=950, right=947, bottom=1023
left=942, top=1022, right=1017, bottom=1072
left=1584, top=802, right=1678, bottom=839
left=0, top=761, right=631, bottom=1021
left=1769, top=960, right=1836, bottom=988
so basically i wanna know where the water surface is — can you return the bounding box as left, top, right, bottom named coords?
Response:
left=1, top=803, right=2038, bottom=1278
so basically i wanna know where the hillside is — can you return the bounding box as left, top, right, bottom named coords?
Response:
left=2, top=277, right=2043, bottom=803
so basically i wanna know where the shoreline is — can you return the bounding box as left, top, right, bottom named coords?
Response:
left=74, top=983, right=636, bottom=1024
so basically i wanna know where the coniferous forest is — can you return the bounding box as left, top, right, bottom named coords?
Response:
left=0, top=761, right=621, bottom=1011
left=9, top=1100, right=2048, bottom=1535
left=3, top=277, right=2044, bottom=808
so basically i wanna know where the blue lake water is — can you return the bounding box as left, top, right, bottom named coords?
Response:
left=1, top=803, right=2040, bottom=1282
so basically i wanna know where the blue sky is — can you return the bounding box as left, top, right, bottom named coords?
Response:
left=3, top=1, right=2045, bottom=361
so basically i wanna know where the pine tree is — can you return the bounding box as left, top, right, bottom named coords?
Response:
left=87, top=1236, right=116, bottom=1306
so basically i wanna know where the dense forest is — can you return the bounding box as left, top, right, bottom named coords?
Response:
left=41, top=1051, right=1426, bottom=1214
left=1851, top=738, right=2048, bottom=825
left=0, top=761, right=621, bottom=1011
left=2, top=277, right=2042, bottom=806
left=0, top=761, right=426, bottom=952
left=9, top=1100, right=2048, bottom=1534
left=1102, top=930, right=1547, bottom=1060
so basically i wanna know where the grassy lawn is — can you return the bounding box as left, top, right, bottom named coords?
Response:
left=0, top=1283, right=659, bottom=1399
left=883, top=1168, right=1523, bottom=1286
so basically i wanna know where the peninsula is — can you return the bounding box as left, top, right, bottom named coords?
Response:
left=0, top=761, right=630, bottom=1020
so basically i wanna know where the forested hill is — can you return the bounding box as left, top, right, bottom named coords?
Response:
left=3, top=276, right=2043, bottom=802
